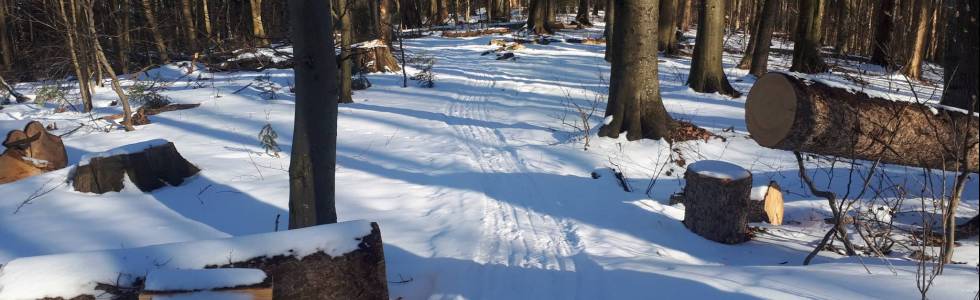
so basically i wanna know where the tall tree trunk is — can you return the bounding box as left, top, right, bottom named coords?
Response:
left=83, top=0, right=134, bottom=131
left=380, top=0, right=394, bottom=46
left=870, top=0, right=895, bottom=66
left=436, top=0, right=449, bottom=24
left=288, top=0, right=340, bottom=229
left=598, top=0, right=675, bottom=142
left=57, top=0, right=93, bottom=112
left=181, top=0, right=197, bottom=51
left=603, top=0, right=613, bottom=62
left=790, top=0, right=828, bottom=73
left=202, top=0, right=213, bottom=43
left=687, top=0, right=740, bottom=97
left=338, top=0, right=353, bottom=103
left=250, top=0, right=268, bottom=46
left=527, top=0, right=553, bottom=34
left=0, top=0, right=13, bottom=71
left=141, top=0, right=169, bottom=62
left=115, top=0, right=131, bottom=74
left=940, top=0, right=979, bottom=112
left=658, top=0, right=678, bottom=55
left=834, top=0, right=850, bottom=53
left=678, top=0, right=693, bottom=32
left=749, top=0, right=778, bottom=77
left=575, top=0, right=592, bottom=26
left=736, top=0, right=764, bottom=69
left=903, top=0, right=930, bottom=80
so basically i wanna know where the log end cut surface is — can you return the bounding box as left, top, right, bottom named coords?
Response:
left=746, top=73, right=798, bottom=147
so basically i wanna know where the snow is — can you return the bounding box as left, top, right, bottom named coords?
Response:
left=76, top=138, right=171, bottom=166
left=0, top=220, right=371, bottom=299
left=0, top=20, right=977, bottom=300
left=687, top=160, right=751, bottom=180
left=143, top=268, right=266, bottom=292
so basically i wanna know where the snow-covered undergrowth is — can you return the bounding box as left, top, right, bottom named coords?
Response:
left=0, top=24, right=977, bottom=299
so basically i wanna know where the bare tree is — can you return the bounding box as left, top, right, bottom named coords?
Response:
left=288, top=0, right=340, bottom=228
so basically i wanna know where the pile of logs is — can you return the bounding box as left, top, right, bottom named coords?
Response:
left=746, top=72, right=979, bottom=173
left=0, top=121, right=68, bottom=184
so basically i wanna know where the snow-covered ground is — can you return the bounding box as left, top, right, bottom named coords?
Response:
left=0, top=24, right=977, bottom=299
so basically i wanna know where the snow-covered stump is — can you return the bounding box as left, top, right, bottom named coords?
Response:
left=682, top=161, right=753, bottom=244
left=352, top=40, right=401, bottom=74
left=0, top=220, right=388, bottom=300
left=72, top=140, right=200, bottom=194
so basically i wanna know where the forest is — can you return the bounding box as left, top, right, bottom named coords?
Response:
left=0, top=0, right=977, bottom=299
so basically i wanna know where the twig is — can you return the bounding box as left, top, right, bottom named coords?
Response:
left=14, top=178, right=65, bottom=214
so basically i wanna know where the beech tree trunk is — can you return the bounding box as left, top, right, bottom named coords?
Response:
left=687, top=0, right=740, bottom=98
left=682, top=160, right=753, bottom=244
left=903, top=0, right=930, bottom=80
left=338, top=0, right=354, bottom=103
left=870, top=0, right=895, bottom=67
left=181, top=0, right=197, bottom=51
left=250, top=0, right=267, bottom=47
left=289, top=0, right=340, bottom=228
left=746, top=72, right=979, bottom=173
left=940, top=0, right=979, bottom=112
left=657, top=0, right=678, bottom=55
left=527, top=0, right=554, bottom=35
left=789, top=0, right=827, bottom=74
left=598, top=0, right=675, bottom=142
left=748, top=0, right=778, bottom=77
left=141, top=0, right=169, bottom=62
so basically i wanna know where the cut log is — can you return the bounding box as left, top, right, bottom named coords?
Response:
left=748, top=181, right=784, bottom=225
left=746, top=72, right=979, bottom=173
left=682, top=160, right=753, bottom=244
left=0, top=121, right=68, bottom=184
left=140, top=268, right=271, bottom=300
left=440, top=27, right=510, bottom=38
left=72, top=140, right=200, bottom=194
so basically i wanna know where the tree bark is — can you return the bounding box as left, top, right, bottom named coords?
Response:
left=0, top=0, right=14, bottom=71
left=736, top=0, right=764, bottom=69
left=789, top=0, right=827, bottom=73
left=575, top=0, right=592, bottom=26
left=181, top=0, right=197, bottom=51
left=598, top=0, right=675, bottom=142
left=527, top=0, right=554, bottom=35
left=748, top=0, right=778, bottom=77
left=141, top=0, right=169, bottom=62
left=115, top=0, right=131, bottom=74
left=250, top=0, right=268, bottom=47
left=940, top=0, right=979, bottom=112
left=903, top=0, right=930, bottom=80
left=870, top=0, right=895, bottom=67
left=202, top=0, right=213, bottom=42
left=603, top=0, right=613, bottom=62
left=682, top=160, right=753, bottom=244
left=288, top=0, right=340, bottom=228
left=657, top=0, right=678, bottom=55
left=338, top=0, right=354, bottom=103
left=746, top=72, right=979, bottom=173
left=57, top=0, right=93, bottom=112
left=687, top=0, right=740, bottom=98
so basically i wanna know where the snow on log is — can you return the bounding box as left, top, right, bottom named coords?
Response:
left=352, top=40, right=401, bottom=73
left=0, top=220, right=388, bottom=300
left=72, top=139, right=200, bottom=194
left=746, top=72, right=979, bottom=173
left=0, top=121, right=68, bottom=184
left=683, top=160, right=752, bottom=244
left=140, top=268, right=271, bottom=299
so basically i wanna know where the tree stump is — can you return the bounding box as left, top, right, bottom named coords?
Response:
left=748, top=181, right=784, bottom=225
left=72, top=140, right=200, bottom=194
left=746, top=72, right=979, bottom=173
left=683, top=160, right=753, bottom=244
left=0, top=121, right=68, bottom=184
left=351, top=40, right=401, bottom=74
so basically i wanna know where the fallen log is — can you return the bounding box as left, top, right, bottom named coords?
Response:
left=72, top=140, right=200, bottom=194
left=0, top=121, right=68, bottom=184
left=746, top=72, right=979, bottom=173
left=682, top=160, right=752, bottom=244
left=440, top=27, right=510, bottom=38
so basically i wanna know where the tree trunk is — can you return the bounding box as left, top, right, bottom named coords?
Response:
left=603, top=0, right=613, bottom=62
left=598, top=0, right=675, bottom=142
left=250, top=0, right=268, bottom=47
left=746, top=72, right=979, bottom=173
left=940, top=0, right=979, bottom=112
left=288, top=0, right=340, bottom=228
left=57, top=0, right=93, bottom=112
left=870, top=0, right=895, bottom=67
left=338, top=0, right=353, bottom=103
left=657, top=0, right=678, bottom=55
left=736, top=0, right=764, bottom=69
left=84, top=0, right=134, bottom=131
left=748, top=0, right=778, bottom=77
left=903, top=0, right=930, bottom=80
left=527, top=0, right=553, bottom=35
left=115, top=0, right=131, bottom=74
left=687, top=0, right=740, bottom=98
left=789, top=0, right=827, bottom=73
left=834, top=0, right=850, bottom=53
left=682, top=160, right=753, bottom=244
left=202, top=0, right=213, bottom=42
left=0, top=0, right=14, bottom=71
left=141, top=0, right=169, bottom=62
left=678, top=0, right=692, bottom=32
left=575, top=0, right=592, bottom=26
left=379, top=0, right=394, bottom=45
left=181, top=0, right=197, bottom=51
